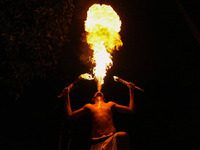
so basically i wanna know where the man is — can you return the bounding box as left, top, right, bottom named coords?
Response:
left=63, top=82, right=135, bottom=150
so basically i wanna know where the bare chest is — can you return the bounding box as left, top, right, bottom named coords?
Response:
left=90, top=103, right=113, bottom=118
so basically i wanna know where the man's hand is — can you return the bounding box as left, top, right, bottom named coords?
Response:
left=62, top=86, right=70, bottom=96
left=127, top=82, right=135, bottom=90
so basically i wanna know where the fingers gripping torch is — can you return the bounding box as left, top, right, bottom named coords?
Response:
left=58, top=73, right=94, bottom=98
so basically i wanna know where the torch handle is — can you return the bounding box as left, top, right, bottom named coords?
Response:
left=115, top=76, right=144, bottom=92
left=134, top=86, right=144, bottom=92
left=58, top=93, right=65, bottom=99
left=57, top=76, right=82, bottom=98
left=57, top=83, right=74, bottom=98
left=117, top=77, right=129, bottom=85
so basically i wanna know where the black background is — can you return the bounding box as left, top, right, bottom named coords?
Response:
left=1, top=0, right=200, bottom=150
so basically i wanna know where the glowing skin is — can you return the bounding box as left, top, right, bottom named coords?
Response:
left=64, top=83, right=135, bottom=138
left=87, top=96, right=117, bottom=137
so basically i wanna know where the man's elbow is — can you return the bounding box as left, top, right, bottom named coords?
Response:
left=129, top=107, right=136, bottom=114
left=66, top=112, right=81, bottom=120
left=66, top=112, right=74, bottom=120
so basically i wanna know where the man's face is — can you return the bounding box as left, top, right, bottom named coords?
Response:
left=92, top=92, right=105, bottom=103
left=95, top=92, right=103, bottom=97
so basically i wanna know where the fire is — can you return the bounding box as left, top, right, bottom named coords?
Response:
left=80, top=73, right=94, bottom=80
left=85, top=4, right=123, bottom=91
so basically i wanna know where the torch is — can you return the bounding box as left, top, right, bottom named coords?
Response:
left=113, top=76, right=144, bottom=92
left=58, top=73, right=94, bottom=98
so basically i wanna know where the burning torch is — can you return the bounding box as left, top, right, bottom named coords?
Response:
left=58, top=73, right=94, bottom=98
left=113, top=76, right=144, bottom=92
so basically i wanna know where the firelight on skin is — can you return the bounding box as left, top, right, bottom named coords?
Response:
left=85, top=4, right=123, bottom=91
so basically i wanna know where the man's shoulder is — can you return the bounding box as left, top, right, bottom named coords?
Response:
left=83, top=103, right=93, bottom=109
left=107, top=101, right=116, bottom=104
left=107, top=101, right=117, bottom=107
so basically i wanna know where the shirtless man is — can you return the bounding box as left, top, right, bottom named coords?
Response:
left=63, top=82, right=135, bottom=150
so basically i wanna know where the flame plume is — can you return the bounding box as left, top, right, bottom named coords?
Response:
left=85, top=4, right=123, bottom=91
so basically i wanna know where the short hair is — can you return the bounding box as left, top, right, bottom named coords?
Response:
left=91, top=92, right=105, bottom=103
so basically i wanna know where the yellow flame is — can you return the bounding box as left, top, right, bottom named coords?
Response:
left=113, top=76, right=118, bottom=82
left=80, top=73, right=94, bottom=80
left=85, top=4, right=123, bottom=91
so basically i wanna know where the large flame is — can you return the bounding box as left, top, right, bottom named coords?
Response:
left=85, top=4, right=123, bottom=91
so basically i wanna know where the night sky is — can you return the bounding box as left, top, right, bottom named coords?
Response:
left=1, top=0, right=200, bottom=150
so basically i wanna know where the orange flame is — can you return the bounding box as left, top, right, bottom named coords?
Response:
left=80, top=73, right=94, bottom=80
left=85, top=4, right=123, bottom=91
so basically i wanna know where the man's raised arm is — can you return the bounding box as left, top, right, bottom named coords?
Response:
left=113, top=82, right=135, bottom=114
left=63, top=87, right=88, bottom=120
left=128, top=82, right=135, bottom=113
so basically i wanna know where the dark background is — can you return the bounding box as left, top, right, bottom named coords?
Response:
left=1, top=0, right=199, bottom=150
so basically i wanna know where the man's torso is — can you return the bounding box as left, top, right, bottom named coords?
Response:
left=85, top=101, right=116, bottom=138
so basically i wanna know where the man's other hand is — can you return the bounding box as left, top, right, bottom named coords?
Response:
left=62, top=87, right=70, bottom=95
left=127, top=82, right=135, bottom=90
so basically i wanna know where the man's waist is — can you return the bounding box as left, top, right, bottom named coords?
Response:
left=90, top=132, right=116, bottom=145
left=91, top=126, right=116, bottom=138
left=91, top=132, right=115, bottom=140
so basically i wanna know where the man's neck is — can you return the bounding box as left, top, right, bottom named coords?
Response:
left=94, top=99, right=105, bottom=108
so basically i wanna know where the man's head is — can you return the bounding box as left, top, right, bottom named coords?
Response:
left=91, top=92, right=105, bottom=103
